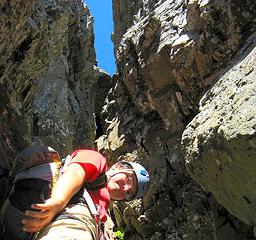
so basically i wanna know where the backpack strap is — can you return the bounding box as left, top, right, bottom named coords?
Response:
left=81, top=173, right=107, bottom=218
left=60, top=155, right=72, bottom=175
left=84, top=173, right=107, bottom=190
left=82, top=188, right=100, bottom=216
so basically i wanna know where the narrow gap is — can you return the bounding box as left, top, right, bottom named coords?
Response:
left=140, top=138, right=150, bottom=156
left=12, top=35, right=33, bottom=63
left=95, top=115, right=103, bottom=140
left=0, top=65, right=4, bottom=79
left=22, top=83, right=32, bottom=100
left=243, top=196, right=251, bottom=204
left=33, top=113, right=39, bottom=137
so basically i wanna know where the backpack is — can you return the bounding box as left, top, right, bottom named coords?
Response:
left=0, top=145, right=108, bottom=240
left=0, top=145, right=61, bottom=240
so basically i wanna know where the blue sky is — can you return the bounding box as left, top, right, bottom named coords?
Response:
left=83, top=0, right=116, bottom=75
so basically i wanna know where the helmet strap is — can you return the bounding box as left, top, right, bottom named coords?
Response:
left=106, top=169, right=135, bottom=182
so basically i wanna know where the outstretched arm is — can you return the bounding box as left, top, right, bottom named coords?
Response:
left=22, top=163, right=85, bottom=233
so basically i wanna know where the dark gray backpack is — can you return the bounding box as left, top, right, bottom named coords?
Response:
left=0, top=145, right=61, bottom=240
left=0, top=146, right=107, bottom=240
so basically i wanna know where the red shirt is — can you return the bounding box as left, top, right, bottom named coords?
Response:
left=69, top=149, right=110, bottom=222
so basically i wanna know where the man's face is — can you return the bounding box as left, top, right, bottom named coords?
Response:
left=107, top=168, right=137, bottom=201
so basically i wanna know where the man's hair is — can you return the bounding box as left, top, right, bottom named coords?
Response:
left=116, top=161, right=133, bottom=170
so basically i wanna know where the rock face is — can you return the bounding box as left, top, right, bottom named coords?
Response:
left=0, top=0, right=98, bottom=167
left=182, top=33, right=256, bottom=228
left=97, top=0, right=256, bottom=239
left=1, top=0, right=256, bottom=240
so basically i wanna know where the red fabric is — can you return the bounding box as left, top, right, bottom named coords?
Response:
left=69, top=149, right=110, bottom=222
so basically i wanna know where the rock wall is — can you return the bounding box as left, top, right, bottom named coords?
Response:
left=182, top=29, right=256, bottom=231
left=0, top=0, right=98, bottom=167
left=1, top=0, right=256, bottom=239
left=96, top=0, right=256, bottom=239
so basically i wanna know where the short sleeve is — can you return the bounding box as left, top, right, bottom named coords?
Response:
left=69, top=149, right=108, bottom=182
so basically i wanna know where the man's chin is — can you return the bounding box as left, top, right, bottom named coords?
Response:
left=109, top=193, right=124, bottom=201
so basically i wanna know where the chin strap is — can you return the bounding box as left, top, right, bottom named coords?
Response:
left=84, top=173, right=107, bottom=190
left=106, top=169, right=134, bottom=179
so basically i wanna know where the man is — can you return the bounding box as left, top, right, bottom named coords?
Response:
left=21, top=149, right=150, bottom=240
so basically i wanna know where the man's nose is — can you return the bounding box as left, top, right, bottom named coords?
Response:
left=123, top=184, right=130, bottom=192
left=117, top=182, right=126, bottom=191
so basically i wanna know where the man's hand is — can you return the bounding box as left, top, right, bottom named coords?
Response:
left=22, top=163, right=86, bottom=233
left=104, top=226, right=115, bottom=240
left=104, top=213, right=115, bottom=240
left=22, top=197, right=63, bottom=233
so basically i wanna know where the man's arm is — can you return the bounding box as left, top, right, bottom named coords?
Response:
left=22, top=163, right=85, bottom=233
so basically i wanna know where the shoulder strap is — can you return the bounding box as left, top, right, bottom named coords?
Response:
left=82, top=188, right=100, bottom=216
left=84, top=173, right=107, bottom=190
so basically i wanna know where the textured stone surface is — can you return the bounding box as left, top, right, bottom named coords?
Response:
left=93, top=68, right=113, bottom=140
left=1, top=0, right=256, bottom=239
left=182, top=33, right=256, bottom=227
left=0, top=0, right=97, bottom=166
left=100, top=0, right=256, bottom=239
